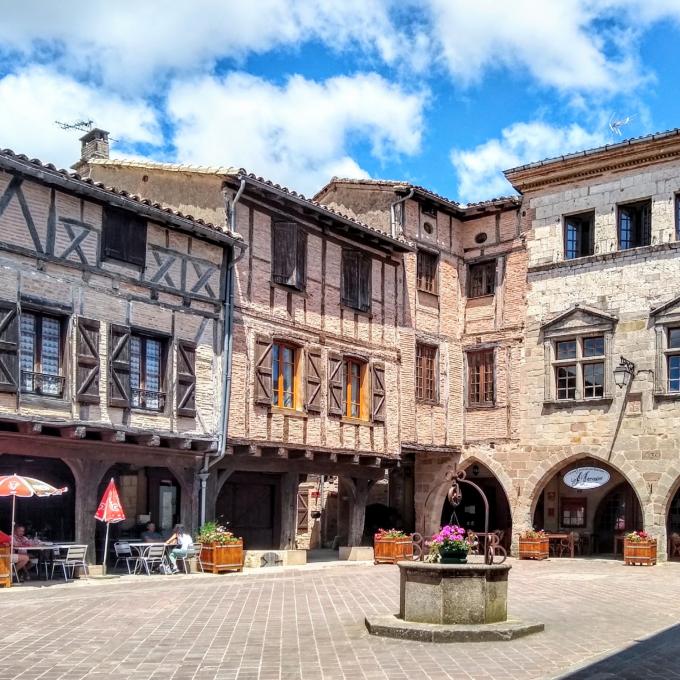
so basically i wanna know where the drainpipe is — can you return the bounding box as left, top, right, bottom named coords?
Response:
left=199, top=178, right=247, bottom=526
left=389, top=186, right=414, bottom=238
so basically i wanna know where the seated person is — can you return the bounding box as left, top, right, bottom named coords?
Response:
left=0, top=529, right=30, bottom=578
left=165, top=524, right=194, bottom=574
left=141, top=522, right=162, bottom=543
left=13, top=525, right=40, bottom=580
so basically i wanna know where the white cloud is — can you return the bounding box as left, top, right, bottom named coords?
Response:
left=167, top=71, right=425, bottom=195
left=451, top=121, right=608, bottom=203
left=0, top=66, right=160, bottom=168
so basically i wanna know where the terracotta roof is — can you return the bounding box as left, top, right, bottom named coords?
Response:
left=89, top=158, right=414, bottom=252
left=504, top=127, right=680, bottom=175
left=0, top=149, right=241, bottom=245
left=314, top=177, right=521, bottom=214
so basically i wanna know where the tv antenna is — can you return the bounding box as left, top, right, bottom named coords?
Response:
left=609, top=114, right=635, bottom=137
left=55, top=119, right=118, bottom=142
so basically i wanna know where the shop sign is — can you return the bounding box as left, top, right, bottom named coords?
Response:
left=563, top=467, right=610, bottom=490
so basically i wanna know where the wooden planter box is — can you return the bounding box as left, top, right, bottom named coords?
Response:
left=518, top=537, right=549, bottom=560
left=0, top=545, right=11, bottom=588
left=200, top=541, right=244, bottom=574
left=374, top=536, right=413, bottom=564
left=624, top=539, right=657, bottom=566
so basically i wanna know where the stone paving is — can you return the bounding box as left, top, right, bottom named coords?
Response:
left=1, top=557, right=680, bottom=680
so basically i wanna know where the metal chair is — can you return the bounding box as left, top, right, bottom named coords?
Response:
left=43, top=546, right=62, bottom=579
left=113, top=542, right=138, bottom=574
left=176, top=543, right=203, bottom=574
left=51, top=545, right=89, bottom=580
left=136, top=544, right=167, bottom=575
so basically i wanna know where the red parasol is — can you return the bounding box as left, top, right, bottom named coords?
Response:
left=95, top=479, right=126, bottom=572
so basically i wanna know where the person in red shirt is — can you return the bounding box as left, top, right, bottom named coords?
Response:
left=0, top=529, right=30, bottom=575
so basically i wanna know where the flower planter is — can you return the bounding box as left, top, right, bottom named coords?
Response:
left=374, top=536, right=413, bottom=564
left=200, top=541, right=244, bottom=574
left=439, top=548, right=468, bottom=564
left=518, top=537, right=549, bottom=560
left=623, top=539, right=657, bottom=566
left=0, top=545, right=11, bottom=588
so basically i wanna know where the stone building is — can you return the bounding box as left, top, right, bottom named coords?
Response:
left=0, top=139, right=240, bottom=559
left=504, top=129, right=680, bottom=559
left=77, top=137, right=412, bottom=553
left=314, top=180, right=526, bottom=548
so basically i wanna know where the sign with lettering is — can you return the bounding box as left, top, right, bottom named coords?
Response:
left=563, top=467, right=610, bottom=490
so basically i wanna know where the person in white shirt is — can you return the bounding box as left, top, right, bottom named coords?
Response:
left=165, top=524, right=194, bottom=574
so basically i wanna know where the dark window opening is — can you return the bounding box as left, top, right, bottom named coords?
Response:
left=20, top=313, right=64, bottom=397
left=421, top=202, right=437, bottom=218
left=467, top=349, right=494, bottom=406
left=341, top=250, right=372, bottom=313
left=618, top=200, right=651, bottom=250
left=468, top=260, right=496, bottom=298
left=130, top=334, right=165, bottom=410
left=416, top=343, right=438, bottom=402
left=101, top=207, right=147, bottom=267
left=564, top=211, right=594, bottom=259
left=416, top=251, right=438, bottom=294
left=561, top=498, right=587, bottom=528
left=272, top=221, right=306, bottom=291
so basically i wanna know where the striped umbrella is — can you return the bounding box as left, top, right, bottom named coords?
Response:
left=0, top=475, right=68, bottom=564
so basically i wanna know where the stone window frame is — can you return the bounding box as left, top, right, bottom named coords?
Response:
left=652, top=300, right=680, bottom=399
left=542, top=318, right=615, bottom=406
left=563, top=210, right=595, bottom=260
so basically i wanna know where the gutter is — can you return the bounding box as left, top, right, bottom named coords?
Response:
left=389, top=187, right=414, bottom=237
left=199, top=178, right=247, bottom=526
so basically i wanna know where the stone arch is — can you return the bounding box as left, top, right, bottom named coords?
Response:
left=516, top=451, right=652, bottom=540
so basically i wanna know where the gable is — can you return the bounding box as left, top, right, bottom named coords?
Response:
left=541, top=304, right=617, bottom=338
left=651, top=293, right=680, bottom=325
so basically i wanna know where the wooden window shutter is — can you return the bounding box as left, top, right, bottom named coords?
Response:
left=296, top=229, right=307, bottom=290
left=327, top=352, right=344, bottom=416
left=254, top=334, right=273, bottom=405
left=305, top=347, right=322, bottom=412
left=341, top=250, right=360, bottom=308
left=108, top=324, right=131, bottom=408
left=102, top=207, right=147, bottom=267
left=0, top=303, right=19, bottom=393
left=272, top=222, right=297, bottom=286
left=176, top=340, right=197, bottom=417
left=371, top=361, right=386, bottom=422
left=76, top=317, right=100, bottom=404
left=359, top=255, right=371, bottom=312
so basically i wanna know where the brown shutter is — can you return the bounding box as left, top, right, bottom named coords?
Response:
left=341, top=250, right=359, bottom=308
left=108, top=324, right=131, bottom=408
left=296, top=229, right=307, bottom=290
left=254, top=335, right=273, bottom=405
left=176, top=340, right=196, bottom=417
left=359, top=254, right=372, bottom=312
left=0, top=303, right=18, bottom=393
left=272, top=222, right=296, bottom=286
left=76, top=317, right=100, bottom=404
left=372, top=361, right=385, bottom=422
left=305, top=347, right=322, bottom=412
left=102, top=207, right=147, bottom=267
left=328, top=352, right=344, bottom=416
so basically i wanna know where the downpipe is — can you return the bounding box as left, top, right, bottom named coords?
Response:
left=389, top=187, right=414, bottom=237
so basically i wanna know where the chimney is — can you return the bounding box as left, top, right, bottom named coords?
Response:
left=79, top=128, right=110, bottom=162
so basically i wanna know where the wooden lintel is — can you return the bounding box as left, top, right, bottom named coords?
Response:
left=61, top=426, right=86, bottom=439
left=102, top=430, right=126, bottom=443
left=18, top=422, right=42, bottom=435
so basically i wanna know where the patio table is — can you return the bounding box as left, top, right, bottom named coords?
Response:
left=545, top=532, right=575, bottom=558
left=125, top=542, right=169, bottom=574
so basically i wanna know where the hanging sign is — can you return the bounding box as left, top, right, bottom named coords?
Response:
left=563, top=467, right=610, bottom=490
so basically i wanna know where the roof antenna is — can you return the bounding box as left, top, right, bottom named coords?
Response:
left=609, top=114, right=635, bottom=137
left=55, top=120, right=118, bottom=142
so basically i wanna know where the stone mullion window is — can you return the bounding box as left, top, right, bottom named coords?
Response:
left=550, top=335, right=606, bottom=402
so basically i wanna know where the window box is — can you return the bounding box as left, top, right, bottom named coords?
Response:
left=200, top=540, right=244, bottom=574
left=623, top=538, right=656, bottom=566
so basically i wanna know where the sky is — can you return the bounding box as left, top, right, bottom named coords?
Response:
left=1, top=1, right=680, bottom=204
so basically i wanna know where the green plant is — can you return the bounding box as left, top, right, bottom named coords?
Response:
left=197, top=521, right=240, bottom=545
left=625, top=530, right=651, bottom=542
left=374, top=528, right=409, bottom=540
left=521, top=529, right=546, bottom=540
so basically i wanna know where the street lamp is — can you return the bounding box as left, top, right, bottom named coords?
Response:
left=613, top=356, right=636, bottom=389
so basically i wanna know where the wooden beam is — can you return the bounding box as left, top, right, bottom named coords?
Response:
left=360, top=456, right=382, bottom=467
left=17, top=422, right=42, bottom=435
left=61, top=426, right=86, bottom=439
left=102, top=430, right=126, bottom=443
left=137, top=434, right=161, bottom=447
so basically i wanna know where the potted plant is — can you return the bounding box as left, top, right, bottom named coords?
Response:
left=373, top=528, right=413, bottom=564
left=196, top=522, right=244, bottom=574
left=518, top=529, right=549, bottom=560
left=430, top=525, right=470, bottom=564
left=623, top=530, right=657, bottom=566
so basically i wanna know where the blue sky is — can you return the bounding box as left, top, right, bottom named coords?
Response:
left=1, top=2, right=680, bottom=203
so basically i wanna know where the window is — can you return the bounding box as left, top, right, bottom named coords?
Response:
left=553, top=335, right=605, bottom=401
left=676, top=194, right=680, bottom=241
left=271, top=342, right=298, bottom=409
left=101, top=207, right=147, bottom=267
left=468, top=261, right=496, bottom=298
left=667, top=328, right=680, bottom=392
left=618, top=200, right=651, bottom=250
left=467, top=349, right=494, bottom=406
left=416, top=343, right=438, bottom=402
left=564, top=211, right=594, bottom=259
left=272, top=221, right=306, bottom=290
left=421, top=202, right=437, bottom=218
left=343, top=358, right=367, bottom=419
left=561, top=499, right=586, bottom=528
left=19, top=312, right=64, bottom=397
left=416, top=251, right=438, bottom=294
left=341, top=250, right=371, bottom=313
left=129, top=334, right=165, bottom=410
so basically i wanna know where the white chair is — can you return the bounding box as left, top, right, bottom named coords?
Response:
left=43, top=546, right=62, bottom=579
left=137, top=544, right=167, bottom=575
left=51, top=545, right=89, bottom=580
left=176, top=543, right=203, bottom=574
left=113, top=542, right=138, bottom=574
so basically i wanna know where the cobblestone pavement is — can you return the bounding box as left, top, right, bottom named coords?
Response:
left=2, top=558, right=680, bottom=680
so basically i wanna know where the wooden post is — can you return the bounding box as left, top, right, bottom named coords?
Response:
left=347, top=478, right=371, bottom=546
left=279, top=471, right=299, bottom=549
